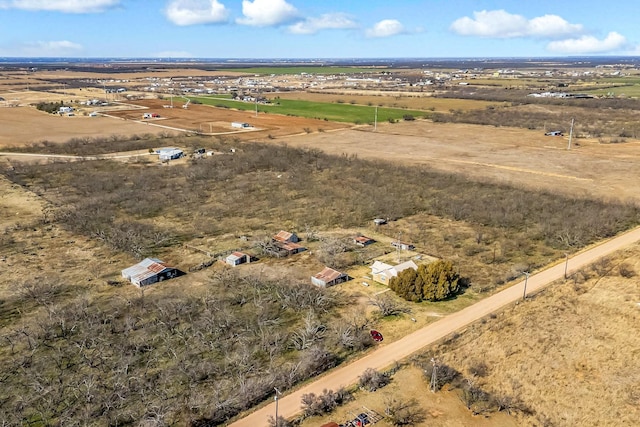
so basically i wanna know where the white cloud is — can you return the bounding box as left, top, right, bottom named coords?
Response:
left=288, top=13, right=357, bottom=35
left=365, top=19, right=405, bottom=38
left=165, top=0, right=229, bottom=26
left=451, top=10, right=582, bottom=39
left=237, top=0, right=298, bottom=27
left=152, top=50, right=193, bottom=58
left=547, top=32, right=627, bottom=54
left=0, top=0, right=119, bottom=13
left=17, top=40, right=83, bottom=56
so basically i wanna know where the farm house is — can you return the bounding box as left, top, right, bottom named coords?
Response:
left=121, top=258, right=180, bottom=287
left=370, top=260, right=418, bottom=285
left=311, top=267, right=348, bottom=288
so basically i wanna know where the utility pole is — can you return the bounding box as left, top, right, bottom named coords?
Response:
left=274, top=387, right=281, bottom=426
left=522, top=271, right=530, bottom=301
left=374, top=106, right=378, bottom=132
left=430, top=358, right=438, bottom=392
left=567, top=118, right=574, bottom=150
left=564, top=253, right=569, bottom=279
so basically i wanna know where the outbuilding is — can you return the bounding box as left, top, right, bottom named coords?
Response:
left=311, top=267, right=348, bottom=288
left=225, top=251, right=250, bottom=267
left=121, top=258, right=179, bottom=287
left=274, top=230, right=299, bottom=243
left=157, top=147, right=184, bottom=161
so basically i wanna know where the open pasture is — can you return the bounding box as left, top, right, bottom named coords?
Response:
left=280, top=119, right=640, bottom=203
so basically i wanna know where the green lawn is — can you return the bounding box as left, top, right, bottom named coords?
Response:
left=192, top=96, right=428, bottom=124
left=219, top=66, right=385, bottom=75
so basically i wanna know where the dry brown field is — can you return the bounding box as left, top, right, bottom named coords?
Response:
left=5, top=67, right=247, bottom=82
left=432, top=242, right=640, bottom=426
left=106, top=99, right=349, bottom=138
left=0, top=106, right=171, bottom=147
left=300, top=366, right=519, bottom=427
left=279, top=120, right=640, bottom=203
left=277, top=90, right=502, bottom=112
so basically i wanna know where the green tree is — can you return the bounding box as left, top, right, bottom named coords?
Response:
left=390, top=260, right=461, bottom=302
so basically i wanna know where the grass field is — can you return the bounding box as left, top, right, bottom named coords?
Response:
left=277, top=91, right=502, bottom=113
left=193, top=96, right=428, bottom=123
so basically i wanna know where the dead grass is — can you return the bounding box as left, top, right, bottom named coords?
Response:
left=280, top=120, right=640, bottom=203
left=426, top=243, right=640, bottom=426
left=299, top=366, right=519, bottom=427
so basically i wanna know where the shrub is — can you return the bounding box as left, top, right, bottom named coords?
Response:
left=300, top=388, right=351, bottom=417
left=359, top=368, right=390, bottom=392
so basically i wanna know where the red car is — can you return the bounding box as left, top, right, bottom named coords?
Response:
left=370, top=330, right=383, bottom=342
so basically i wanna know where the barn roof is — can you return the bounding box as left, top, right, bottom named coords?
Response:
left=274, top=230, right=294, bottom=242
left=122, top=258, right=172, bottom=284
left=313, top=267, right=344, bottom=282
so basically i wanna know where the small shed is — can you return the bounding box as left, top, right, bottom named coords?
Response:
left=353, top=235, right=375, bottom=247
left=274, top=230, right=299, bottom=243
left=226, top=251, right=250, bottom=267
left=391, top=241, right=415, bottom=251
left=121, top=258, right=179, bottom=287
left=278, top=241, right=306, bottom=255
left=312, top=267, right=348, bottom=288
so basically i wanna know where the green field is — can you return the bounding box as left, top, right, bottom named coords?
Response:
left=192, top=96, right=428, bottom=124
left=220, top=66, right=385, bottom=75
left=584, top=83, right=640, bottom=97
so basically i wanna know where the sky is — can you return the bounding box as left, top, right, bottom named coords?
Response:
left=0, top=0, right=639, bottom=58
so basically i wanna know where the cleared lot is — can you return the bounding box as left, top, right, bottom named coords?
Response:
left=0, top=106, right=171, bottom=147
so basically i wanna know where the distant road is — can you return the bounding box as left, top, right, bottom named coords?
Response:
left=228, top=226, right=640, bottom=427
left=0, top=151, right=152, bottom=161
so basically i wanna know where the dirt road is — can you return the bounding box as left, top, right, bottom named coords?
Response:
left=228, top=226, right=640, bottom=427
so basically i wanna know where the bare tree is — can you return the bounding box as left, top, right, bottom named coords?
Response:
left=369, top=294, right=411, bottom=317
left=384, top=396, right=426, bottom=426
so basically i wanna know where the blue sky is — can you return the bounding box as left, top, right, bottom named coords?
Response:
left=0, top=0, right=638, bottom=58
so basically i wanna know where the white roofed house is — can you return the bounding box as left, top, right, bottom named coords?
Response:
left=121, top=258, right=180, bottom=287
left=311, top=267, right=348, bottom=288
left=371, top=260, right=418, bottom=286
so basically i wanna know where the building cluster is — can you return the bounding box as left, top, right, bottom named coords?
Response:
left=120, top=227, right=423, bottom=291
